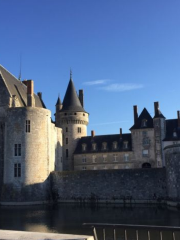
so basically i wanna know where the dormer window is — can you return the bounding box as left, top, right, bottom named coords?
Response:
left=173, top=129, right=177, bottom=138
left=82, top=144, right=87, bottom=151
left=113, top=141, right=117, bottom=150
left=92, top=143, right=97, bottom=151
left=142, top=119, right=147, bottom=127
left=123, top=141, right=128, bottom=149
left=102, top=142, right=107, bottom=150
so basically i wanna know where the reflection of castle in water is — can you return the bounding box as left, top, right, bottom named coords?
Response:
left=0, top=204, right=180, bottom=238
left=0, top=64, right=180, bottom=204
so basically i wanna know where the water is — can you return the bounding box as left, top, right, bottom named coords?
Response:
left=0, top=204, right=180, bottom=239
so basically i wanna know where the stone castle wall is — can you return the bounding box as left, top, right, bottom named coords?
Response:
left=51, top=168, right=167, bottom=202
left=165, top=145, right=180, bottom=201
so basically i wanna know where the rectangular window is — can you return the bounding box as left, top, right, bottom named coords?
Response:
left=92, top=155, right=96, bottom=163
left=66, top=138, right=68, bottom=144
left=103, top=155, right=107, bottom=162
left=113, top=154, right=118, bottom=162
left=82, top=156, right=86, bottom=163
left=66, top=149, right=68, bottom=158
left=82, top=166, right=86, bottom=170
left=142, top=149, right=149, bottom=156
left=14, top=163, right=21, bottom=177
left=66, top=127, right=68, bottom=132
left=124, top=154, right=129, bottom=161
left=78, top=127, right=81, bottom=133
left=26, top=120, right=30, bottom=133
left=14, top=144, right=21, bottom=156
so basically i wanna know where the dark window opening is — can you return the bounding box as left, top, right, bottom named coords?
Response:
left=26, top=120, right=30, bottom=133
left=66, top=149, right=68, bottom=158
left=14, top=163, right=21, bottom=177
left=14, top=144, right=21, bottom=156
left=142, top=162, right=151, bottom=168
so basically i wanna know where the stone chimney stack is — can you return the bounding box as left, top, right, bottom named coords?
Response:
left=22, top=80, right=27, bottom=86
left=79, top=89, right=84, bottom=108
left=177, top=111, right=180, bottom=128
left=120, top=128, right=122, bottom=139
left=154, top=102, right=159, bottom=116
left=133, top=105, right=138, bottom=124
left=91, top=130, right=95, bottom=138
left=27, top=80, right=35, bottom=107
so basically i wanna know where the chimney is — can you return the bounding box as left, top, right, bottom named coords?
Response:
left=120, top=128, right=122, bottom=139
left=133, top=105, right=138, bottom=124
left=37, top=92, right=42, bottom=100
left=177, top=111, right=180, bottom=128
left=22, top=80, right=27, bottom=86
left=27, top=80, right=35, bottom=107
left=91, top=130, right=95, bottom=138
left=79, top=89, right=84, bottom=108
left=154, top=102, right=159, bottom=116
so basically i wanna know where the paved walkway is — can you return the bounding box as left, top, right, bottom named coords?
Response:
left=0, top=230, right=94, bottom=240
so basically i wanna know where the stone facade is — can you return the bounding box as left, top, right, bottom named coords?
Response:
left=51, top=169, right=167, bottom=202
left=0, top=65, right=63, bottom=202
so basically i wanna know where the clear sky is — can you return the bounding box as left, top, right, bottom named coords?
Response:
left=0, top=0, right=180, bottom=136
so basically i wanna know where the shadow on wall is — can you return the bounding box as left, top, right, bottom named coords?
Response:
left=0, top=176, right=51, bottom=203
left=55, top=140, right=62, bottom=170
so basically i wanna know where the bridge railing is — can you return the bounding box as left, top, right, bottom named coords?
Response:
left=83, top=223, right=180, bottom=240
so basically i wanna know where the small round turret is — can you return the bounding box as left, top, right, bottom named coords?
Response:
left=55, top=73, right=89, bottom=171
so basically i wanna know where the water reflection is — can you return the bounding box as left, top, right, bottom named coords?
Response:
left=0, top=204, right=180, bottom=239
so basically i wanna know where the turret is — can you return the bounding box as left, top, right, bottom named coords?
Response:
left=153, top=101, right=166, bottom=167
left=55, top=72, right=89, bottom=171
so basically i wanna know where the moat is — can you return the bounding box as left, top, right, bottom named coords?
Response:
left=0, top=204, right=180, bottom=239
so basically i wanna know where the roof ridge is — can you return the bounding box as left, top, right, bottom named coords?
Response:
left=0, top=64, right=20, bottom=82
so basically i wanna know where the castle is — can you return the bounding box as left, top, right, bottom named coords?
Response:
left=0, top=64, right=180, bottom=204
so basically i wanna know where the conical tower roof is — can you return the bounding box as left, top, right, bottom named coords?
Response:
left=56, top=96, right=61, bottom=106
left=61, top=78, right=85, bottom=112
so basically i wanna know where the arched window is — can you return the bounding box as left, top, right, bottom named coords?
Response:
left=142, top=162, right=151, bottom=168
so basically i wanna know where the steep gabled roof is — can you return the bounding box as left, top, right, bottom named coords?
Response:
left=74, top=133, right=132, bottom=154
left=61, top=78, right=86, bottom=112
left=130, top=108, right=153, bottom=130
left=163, top=119, right=180, bottom=141
left=0, top=64, right=45, bottom=108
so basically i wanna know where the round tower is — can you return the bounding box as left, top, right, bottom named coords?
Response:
left=55, top=73, right=89, bottom=171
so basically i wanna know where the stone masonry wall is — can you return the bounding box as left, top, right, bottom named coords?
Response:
left=51, top=168, right=167, bottom=202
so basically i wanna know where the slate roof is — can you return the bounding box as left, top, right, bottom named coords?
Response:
left=61, top=78, right=86, bottom=112
left=0, top=65, right=45, bottom=108
left=74, top=133, right=132, bottom=154
left=164, top=119, right=180, bottom=141
left=56, top=96, right=61, bottom=106
left=130, top=108, right=154, bottom=130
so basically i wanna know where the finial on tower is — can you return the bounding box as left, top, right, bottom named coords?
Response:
left=70, top=68, right=72, bottom=80
left=18, top=54, right=22, bottom=81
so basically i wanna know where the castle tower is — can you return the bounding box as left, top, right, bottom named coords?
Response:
left=153, top=102, right=166, bottom=167
left=55, top=73, right=89, bottom=171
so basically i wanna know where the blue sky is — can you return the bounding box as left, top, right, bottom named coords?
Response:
left=0, top=0, right=180, bottom=135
